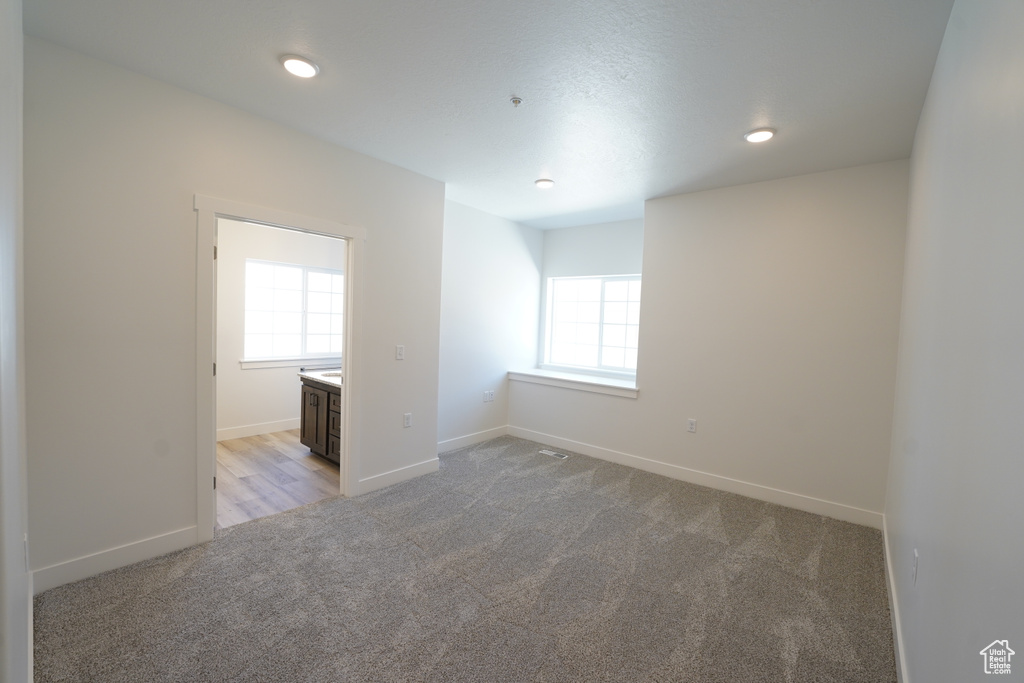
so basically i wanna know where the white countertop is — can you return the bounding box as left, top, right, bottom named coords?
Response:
left=297, top=369, right=343, bottom=388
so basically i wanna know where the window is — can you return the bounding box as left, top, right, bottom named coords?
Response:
left=243, top=259, right=345, bottom=360
left=544, top=275, right=641, bottom=374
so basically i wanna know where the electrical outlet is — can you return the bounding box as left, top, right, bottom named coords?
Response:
left=912, top=548, right=919, bottom=585
left=395, top=345, right=405, bottom=360
left=403, top=412, right=412, bottom=428
left=687, top=419, right=697, bottom=433
left=487, top=390, right=495, bottom=402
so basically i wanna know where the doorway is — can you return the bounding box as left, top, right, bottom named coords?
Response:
left=194, top=195, right=365, bottom=541
left=214, top=218, right=346, bottom=528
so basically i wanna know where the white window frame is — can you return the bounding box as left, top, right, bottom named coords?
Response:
left=541, top=274, right=641, bottom=380
left=242, top=258, right=345, bottom=364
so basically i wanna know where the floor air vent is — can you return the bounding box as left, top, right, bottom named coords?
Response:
left=539, top=449, right=568, bottom=460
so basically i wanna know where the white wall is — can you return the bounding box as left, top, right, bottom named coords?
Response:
left=216, top=218, right=347, bottom=440
left=24, top=38, right=445, bottom=589
left=437, top=200, right=542, bottom=449
left=1, top=0, right=31, bottom=679
left=542, top=218, right=644, bottom=279
left=886, top=2, right=1024, bottom=680
left=510, top=161, right=908, bottom=526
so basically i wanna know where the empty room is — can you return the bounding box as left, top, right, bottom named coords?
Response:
left=1, top=0, right=1022, bottom=682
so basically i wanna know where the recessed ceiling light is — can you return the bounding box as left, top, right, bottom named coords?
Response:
left=535, top=179, right=555, bottom=189
left=281, top=55, right=319, bottom=78
left=744, top=128, right=775, bottom=143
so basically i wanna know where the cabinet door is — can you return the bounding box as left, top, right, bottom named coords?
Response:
left=300, top=384, right=329, bottom=455
left=326, top=435, right=341, bottom=465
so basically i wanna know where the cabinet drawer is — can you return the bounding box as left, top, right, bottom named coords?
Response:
left=329, top=392, right=342, bottom=412
left=329, top=410, right=342, bottom=437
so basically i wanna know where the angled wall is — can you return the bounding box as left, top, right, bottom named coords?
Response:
left=886, top=1, right=1024, bottom=679
left=24, top=38, right=445, bottom=590
left=438, top=200, right=541, bottom=449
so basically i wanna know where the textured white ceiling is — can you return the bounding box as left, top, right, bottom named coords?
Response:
left=24, top=0, right=954, bottom=228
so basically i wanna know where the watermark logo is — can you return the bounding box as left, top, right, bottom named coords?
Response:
left=980, top=640, right=1014, bottom=675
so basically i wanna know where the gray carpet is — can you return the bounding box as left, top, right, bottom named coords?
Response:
left=34, top=436, right=897, bottom=682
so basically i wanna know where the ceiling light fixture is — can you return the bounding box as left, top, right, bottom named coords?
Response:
left=744, top=128, right=775, bottom=143
left=281, top=55, right=319, bottom=78
left=535, top=179, right=555, bottom=189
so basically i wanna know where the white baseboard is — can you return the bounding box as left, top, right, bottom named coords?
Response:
left=356, top=457, right=439, bottom=496
left=883, top=515, right=909, bottom=682
left=437, top=426, right=509, bottom=454
left=26, top=572, right=33, bottom=677
left=32, top=526, right=198, bottom=594
left=507, top=426, right=884, bottom=529
left=217, top=418, right=300, bottom=441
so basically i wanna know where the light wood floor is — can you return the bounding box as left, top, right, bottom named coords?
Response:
left=216, top=429, right=340, bottom=530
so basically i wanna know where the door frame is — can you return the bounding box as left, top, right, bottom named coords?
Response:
left=194, top=194, right=365, bottom=542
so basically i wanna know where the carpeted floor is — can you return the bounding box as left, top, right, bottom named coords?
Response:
left=34, top=436, right=896, bottom=682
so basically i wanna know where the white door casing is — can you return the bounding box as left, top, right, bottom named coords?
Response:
left=194, top=194, right=365, bottom=541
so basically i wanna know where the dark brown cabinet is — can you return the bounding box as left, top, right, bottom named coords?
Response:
left=300, top=378, right=342, bottom=465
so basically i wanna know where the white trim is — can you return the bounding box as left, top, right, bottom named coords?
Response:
left=32, top=527, right=197, bottom=594
left=196, top=195, right=366, bottom=544
left=239, top=357, right=340, bottom=370
left=195, top=197, right=217, bottom=543
left=356, top=458, right=439, bottom=495
left=217, top=418, right=301, bottom=442
left=194, top=196, right=367, bottom=241
left=884, top=515, right=910, bottom=682
left=538, top=363, right=637, bottom=382
left=506, top=426, right=883, bottom=529
left=438, top=426, right=509, bottom=454
left=508, top=369, right=638, bottom=398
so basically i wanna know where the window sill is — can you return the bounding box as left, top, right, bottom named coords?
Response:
left=240, top=357, right=341, bottom=371
left=508, top=369, right=638, bottom=398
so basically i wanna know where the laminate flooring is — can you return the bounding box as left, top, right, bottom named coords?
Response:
left=215, top=429, right=340, bottom=530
